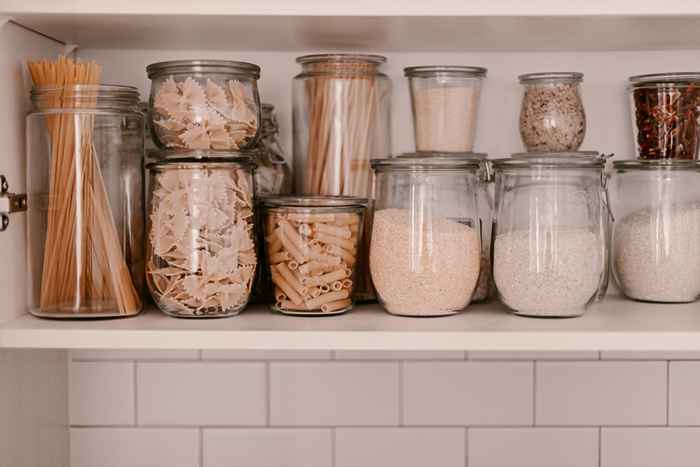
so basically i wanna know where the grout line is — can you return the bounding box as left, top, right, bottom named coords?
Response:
left=532, top=361, right=537, bottom=426
left=464, top=427, right=469, bottom=467
left=265, top=361, right=271, bottom=427
left=666, top=361, right=671, bottom=426
left=598, top=426, right=602, bottom=467
left=331, top=427, right=337, bottom=467
left=133, top=361, right=138, bottom=426
left=69, top=423, right=687, bottom=429
left=198, top=427, right=204, bottom=467
left=398, top=361, right=404, bottom=426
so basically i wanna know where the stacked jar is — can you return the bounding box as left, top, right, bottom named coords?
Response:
left=145, top=60, right=262, bottom=317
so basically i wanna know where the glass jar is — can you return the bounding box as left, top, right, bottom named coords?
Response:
left=146, top=157, right=257, bottom=318
left=629, top=73, right=700, bottom=160
left=261, top=196, right=367, bottom=316
left=491, top=154, right=609, bottom=317
left=253, top=103, right=292, bottom=196
left=612, top=160, right=700, bottom=302
left=146, top=60, right=261, bottom=151
left=26, top=85, right=144, bottom=318
left=293, top=53, right=392, bottom=300
left=519, top=72, right=586, bottom=153
left=370, top=156, right=483, bottom=317
left=404, top=66, right=487, bottom=153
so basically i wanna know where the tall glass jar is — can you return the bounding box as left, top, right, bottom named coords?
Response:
left=628, top=73, right=700, bottom=160
left=147, top=60, right=261, bottom=151
left=404, top=66, right=487, bottom=153
left=293, top=53, right=392, bottom=300
left=491, top=154, right=608, bottom=317
left=519, top=72, right=586, bottom=152
left=370, top=156, right=483, bottom=317
left=253, top=103, right=292, bottom=196
left=612, top=160, right=700, bottom=302
left=26, top=85, right=144, bottom=318
left=146, top=156, right=257, bottom=318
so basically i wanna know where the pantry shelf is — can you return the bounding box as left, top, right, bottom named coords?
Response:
left=2, top=295, right=700, bottom=351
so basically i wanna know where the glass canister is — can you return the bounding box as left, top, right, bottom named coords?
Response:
left=491, top=154, right=609, bottom=317
left=628, top=73, right=700, bottom=160
left=146, top=60, right=261, bottom=151
left=26, top=85, right=144, bottom=318
left=404, top=66, right=487, bottom=153
left=146, top=156, right=257, bottom=318
left=252, top=103, right=292, bottom=196
left=370, top=156, right=483, bottom=317
left=519, top=72, right=586, bottom=152
left=612, top=160, right=700, bottom=302
left=293, top=53, right=392, bottom=300
left=261, top=196, right=367, bottom=316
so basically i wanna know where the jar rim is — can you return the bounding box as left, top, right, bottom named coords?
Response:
left=493, top=151, right=606, bottom=169
left=31, top=84, right=141, bottom=110
left=296, top=53, right=387, bottom=65
left=146, top=60, right=261, bottom=79
left=260, top=195, right=369, bottom=208
left=629, top=72, right=700, bottom=86
left=371, top=155, right=484, bottom=171
left=613, top=159, right=700, bottom=170
left=518, top=72, right=584, bottom=83
left=146, top=153, right=256, bottom=170
left=404, top=66, right=487, bottom=78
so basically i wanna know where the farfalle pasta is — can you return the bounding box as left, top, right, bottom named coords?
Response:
left=146, top=159, right=257, bottom=317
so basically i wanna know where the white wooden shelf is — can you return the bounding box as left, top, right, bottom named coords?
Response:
left=2, top=295, right=700, bottom=351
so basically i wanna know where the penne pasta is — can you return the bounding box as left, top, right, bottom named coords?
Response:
left=288, top=212, right=336, bottom=223
left=304, top=268, right=348, bottom=287
left=271, top=266, right=303, bottom=305
left=277, top=262, right=307, bottom=296
left=331, top=280, right=343, bottom=291
left=270, top=251, right=290, bottom=264
left=325, top=244, right=356, bottom=265
left=321, top=298, right=352, bottom=313
left=277, top=227, right=307, bottom=262
left=315, top=232, right=355, bottom=251
left=305, top=289, right=350, bottom=309
left=277, top=300, right=310, bottom=311
left=314, top=222, right=352, bottom=239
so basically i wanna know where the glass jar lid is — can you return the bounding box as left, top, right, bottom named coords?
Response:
left=372, top=154, right=485, bottom=172
left=613, top=159, right=700, bottom=171
left=146, top=60, right=261, bottom=79
left=261, top=195, right=368, bottom=209
left=493, top=151, right=606, bottom=169
left=518, top=72, right=584, bottom=83
left=31, top=84, right=140, bottom=111
left=404, top=66, right=487, bottom=78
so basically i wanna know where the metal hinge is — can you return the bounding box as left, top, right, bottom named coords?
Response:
left=0, top=175, right=27, bottom=232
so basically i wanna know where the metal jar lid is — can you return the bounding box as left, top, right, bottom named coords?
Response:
left=404, top=66, right=487, bottom=78
left=629, top=72, right=700, bottom=87
left=146, top=60, right=261, bottom=79
left=260, top=195, right=368, bottom=209
left=518, top=72, right=584, bottom=83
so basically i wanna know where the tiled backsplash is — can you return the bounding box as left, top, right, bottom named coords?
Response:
left=69, top=350, right=700, bottom=467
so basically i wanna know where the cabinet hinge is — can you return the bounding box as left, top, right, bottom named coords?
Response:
left=0, top=175, right=27, bottom=232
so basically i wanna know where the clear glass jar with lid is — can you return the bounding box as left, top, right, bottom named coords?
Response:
left=519, top=72, right=586, bottom=153
left=612, top=160, right=700, bottom=302
left=261, top=196, right=368, bottom=316
left=26, top=84, right=144, bottom=318
left=404, top=66, right=487, bottom=153
left=147, top=60, right=261, bottom=151
left=491, top=153, right=609, bottom=317
left=370, top=155, right=484, bottom=317
left=145, top=156, right=258, bottom=318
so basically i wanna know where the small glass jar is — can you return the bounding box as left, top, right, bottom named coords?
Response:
left=519, top=72, right=586, bottom=152
left=146, top=60, right=261, bottom=151
left=293, top=53, right=392, bottom=301
left=404, top=66, right=487, bottom=153
left=370, top=156, right=483, bottom=317
left=146, top=156, right=257, bottom=318
left=629, top=73, right=700, bottom=160
left=612, top=160, right=700, bottom=302
left=261, top=196, right=367, bottom=316
left=253, top=103, right=292, bottom=196
left=26, top=85, right=144, bottom=318
left=491, top=153, right=609, bottom=317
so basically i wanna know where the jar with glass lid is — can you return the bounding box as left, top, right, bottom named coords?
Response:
left=491, top=153, right=609, bottom=317
left=147, top=60, right=261, bottom=151
left=612, top=160, right=700, bottom=303
left=370, top=155, right=484, bottom=317
left=146, top=156, right=257, bottom=318
left=519, top=72, right=586, bottom=152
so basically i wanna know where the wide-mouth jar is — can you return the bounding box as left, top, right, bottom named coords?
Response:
left=518, top=72, right=586, bottom=153
left=491, top=152, right=609, bottom=317
left=261, top=195, right=368, bottom=316
left=146, top=59, right=261, bottom=152
left=370, top=155, right=484, bottom=317
left=145, top=156, right=258, bottom=318
left=628, top=73, right=700, bottom=160
left=404, top=66, right=487, bottom=153
left=612, top=159, right=700, bottom=303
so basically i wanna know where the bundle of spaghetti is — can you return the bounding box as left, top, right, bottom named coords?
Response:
left=27, top=56, right=140, bottom=315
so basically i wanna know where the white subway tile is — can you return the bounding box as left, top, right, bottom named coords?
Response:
left=201, top=350, right=331, bottom=360
left=204, top=429, right=331, bottom=467
left=403, top=362, right=533, bottom=426
left=469, top=428, right=598, bottom=467
left=71, top=349, right=199, bottom=360
left=70, top=361, right=134, bottom=426
left=270, top=362, right=399, bottom=426
left=137, top=362, right=266, bottom=426
left=335, top=428, right=465, bottom=467
left=70, top=428, right=198, bottom=467
left=670, top=362, right=700, bottom=425
left=335, top=350, right=465, bottom=360
left=602, top=428, right=700, bottom=467
left=601, top=351, right=700, bottom=360
left=536, top=361, right=666, bottom=425
left=469, top=351, right=599, bottom=360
